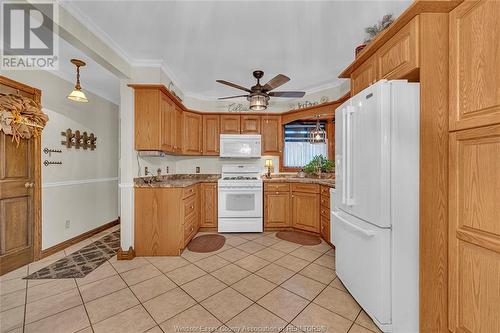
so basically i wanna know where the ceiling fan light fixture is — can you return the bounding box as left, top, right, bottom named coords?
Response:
left=67, top=59, right=89, bottom=103
left=309, top=117, right=326, bottom=144
left=248, top=94, right=269, bottom=111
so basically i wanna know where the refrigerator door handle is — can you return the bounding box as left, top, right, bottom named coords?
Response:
left=333, top=211, right=375, bottom=238
left=342, top=108, right=348, bottom=205
left=346, top=106, right=356, bottom=206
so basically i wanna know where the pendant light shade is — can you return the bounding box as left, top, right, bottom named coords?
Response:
left=247, top=93, right=269, bottom=111
left=67, top=59, right=88, bottom=103
left=309, top=116, right=326, bottom=144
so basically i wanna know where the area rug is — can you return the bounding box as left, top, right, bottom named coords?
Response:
left=187, top=234, right=226, bottom=253
left=24, top=230, right=120, bottom=279
left=276, top=231, right=322, bottom=245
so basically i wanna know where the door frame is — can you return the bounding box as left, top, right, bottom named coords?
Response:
left=0, top=75, right=42, bottom=261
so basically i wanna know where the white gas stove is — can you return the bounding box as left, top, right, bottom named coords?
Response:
left=218, top=164, right=263, bottom=233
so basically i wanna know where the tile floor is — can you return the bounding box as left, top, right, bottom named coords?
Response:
left=0, top=227, right=382, bottom=333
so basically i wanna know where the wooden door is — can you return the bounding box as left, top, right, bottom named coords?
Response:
left=241, top=115, right=261, bottom=134
left=160, top=92, right=174, bottom=152
left=173, top=106, right=183, bottom=153
left=291, top=192, right=320, bottom=233
left=0, top=133, right=35, bottom=274
left=183, top=112, right=202, bottom=155
left=203, top=115, right=220, bottom=155
left=264, top=191, right=290, bottom=228
left=220, top=115, right=241, bottom=134
left=261, top=115, right=282, bottom=155
left=200, top=183, right=217, bottom=228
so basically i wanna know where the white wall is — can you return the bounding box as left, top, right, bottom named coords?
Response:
left=3, top=70, right=119, bottom=250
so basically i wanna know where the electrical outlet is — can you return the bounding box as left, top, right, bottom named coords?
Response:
left=196, top=167, right=200, bottom=174
left=65, top=220, right=70, bottom=229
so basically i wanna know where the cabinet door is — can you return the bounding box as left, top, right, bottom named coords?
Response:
left=160, top=93, right=174, bottom=152
left=264, top=191, right=290, bottom=228
left=449, top=124, right=500, bottom=333
left=203, top=115, right=220, bottom=155
left=183, top=112, right=202, bottom=155
left=292, top=192, right=320, bottom=233
left=200, top=183, right=218, bottom=228
left=220, top=115, right=241, bottom=134
left=320, top=214, right=330, bottom=243
left=134, top=89, right=161, bottom=150
left=173, top=106, right=183, bottom=153
left=261, top=115, right=282, bottom=155
left=449, top=0, right=500, bottom=131
left=351, top=57, right=378, bottom=96
left=241, top=115, right=261, bottom=134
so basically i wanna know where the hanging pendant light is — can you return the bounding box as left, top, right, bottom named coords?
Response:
left=67, top=59, right=89, bottom=103
left=309, top=116, right=326, bottom=144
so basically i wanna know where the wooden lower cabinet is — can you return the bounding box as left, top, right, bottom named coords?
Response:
left=264, top=191, right=290, bottom=228
left=320, top=215, right=330, bottom=243
left=200, top=183, right=218, bottom=228
left=291, top=191, right=320, bottom=233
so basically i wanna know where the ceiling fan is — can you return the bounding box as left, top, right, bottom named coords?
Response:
left=216, top=70, right=305, bottom=111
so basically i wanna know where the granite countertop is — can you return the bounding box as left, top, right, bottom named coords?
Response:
left=134, top=174, right=220, bottom=188
left=264, top=173, right=335, bottom=187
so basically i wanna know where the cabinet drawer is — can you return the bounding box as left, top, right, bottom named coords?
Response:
left=184, top=216, right=196, bottom=245
left=182, top=195, right=197, bottom=221
left=320, top=185, right=331, bottom=197
left=291, top=183, right=320, bottom=194
left=320, top=196, right=330, bottom=210
left=182, top=185, right=197, bottom=199
left=264, top=183, right=290, bottom=192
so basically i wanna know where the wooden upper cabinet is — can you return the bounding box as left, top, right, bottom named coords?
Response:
left=241, top=115, right=261, bottom=134
left=200, top=183, right=218, bottom=228
left=183, top=112, right=202, bottom=155
left=264, top=191, right=290, bottom=228
left=376, top=15, right=419, bottom=80
left=449, top=0, right=500, bottom=131
left=351, top=57, right=378, bottom=96
left=203, top=115, right=220, bottom=155
left=134, top=88, right=162, bottom=150
left=173, top=106, right=183, bottom=153
left=291, top=191, right=320, bottom=233
left=449, top=123, right=500, bottom=333
left=220, top=115, right=241, bottom=134
left=161, top=92, right=174, bottom=152
left=261, top=115, right=282, bottom=155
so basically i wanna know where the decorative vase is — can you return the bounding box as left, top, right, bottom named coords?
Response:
left=355, top=44, right=367, bottom=58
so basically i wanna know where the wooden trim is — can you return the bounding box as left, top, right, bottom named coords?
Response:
left=117, top=246, right=136, bottom=260
left=40, top=218, right=120, bottom=258
left=281, top=93, right=349, bottom=124
left=339, top=0, right=462, bottom=78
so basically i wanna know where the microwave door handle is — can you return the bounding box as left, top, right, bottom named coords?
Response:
left=333, top=212, right=375, bottom=238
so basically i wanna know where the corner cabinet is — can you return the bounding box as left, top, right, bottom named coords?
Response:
left=261, top=115, right=282, bottom=155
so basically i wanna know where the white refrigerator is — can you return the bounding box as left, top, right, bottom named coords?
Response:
left=333, top=80, right=419, bottom=333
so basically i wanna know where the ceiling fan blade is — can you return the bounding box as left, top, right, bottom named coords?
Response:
left=262, top=74, right=290, bottom=91
left=216, top=80, right=252, bottom=93
left=218, top=94, right=249, bottom=100
left=268, top=91, right=306, bottom=98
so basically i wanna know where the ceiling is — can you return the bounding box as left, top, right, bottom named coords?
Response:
left=62, top=0, right=411, bottom=100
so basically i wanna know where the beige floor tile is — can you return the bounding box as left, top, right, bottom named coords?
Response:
left=201, top=287, right=253, bottom=323
left=234, top=255, right=270, bottom=272
left=292, top=303, right=352, bottom=333
left=92, top=304, right=155, bottom=333
left=290, top=247, right=323, bottom=262
left=0, top=265, right=28, bottom=282
left=274, top=255, right=310, bottom=272
left=182, top=274, right=226, bottom=302
left=325, top=249, right=335, bottom=257
left=159, top=304, right=222, bottom=333
left=282, top=324, right=303, bottom=333
left=299, top=263, right=336, bottom=285
left=330, top=278, right=348, bottom=293
left=238, top=233, right=266, bottom=241
left=166, top=264, right=206, bottom=285
left=25, top=288, right=82, bottom=324
left=232, top=274, right=276, bottom=301
left=0, top=305, right=24, bottom=333
left=237, top=241, right=266, bottom=254
left=314, top=286, right=361, bottom=321
left=211, top=243, right=235, bottom=255
left=75, top=261, right=117, bottom=286
left=76, top=327, right=93, bottom=333
left=147, top=256, right=190, bottom=273
left=194, top=255, right=230, bottom=273
left=0, top=288, right=25, bottom=312
left=217, top=248, right=249, bottom=262
left=27, top=278, right=76, bottom=303
left=257, top=287, right=310, bottom=322
left=214, top=325, right=234, bottom=333
left=145, top=326, right=164, bottom=333
left=79, top=275, right=127, bottom=302
left=314, top=254, right=336, bottom=270
left=303, top=241, right=333, bottom=254
left=226, top=304, right=287, bottom=333
left=108, top=256, right=149, bottom=273
left=143, top=287, right=196, bottom=323
left=348, top=324, right=373, bottom=333
left=255, top=263, right=295, bottom=285
left=120, top=263, right=161, bottom=286
left=181, top=249, right=215, bottom=262
left=281, top=274, right=326, bottom=301
left=252, top=236, right=280, bottom=246
left=254, top=248, right=286, bottom=262
left=24, top=305, right=90, bottom=333
left=130, top=274, right=177, bottom=302
left=270, top=241, right=302, bottom=253
left=355, top=310, right=382, bottom=333
left=210, top=264, right=251, bottom=285
left=224, top=237, right=248, bottom=247
left=85, top=288, right=139, bottom=324
left=0, top=277, right=26, bottom=296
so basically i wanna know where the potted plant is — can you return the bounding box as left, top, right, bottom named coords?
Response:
left=355, top=13, right=394, bottom=57
left=302, top=155, right=334, bottom=178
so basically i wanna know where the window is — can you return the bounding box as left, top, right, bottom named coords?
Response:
left=283, top=120, right=328, bottom=168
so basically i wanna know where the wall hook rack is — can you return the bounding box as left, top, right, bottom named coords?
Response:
left=44, top=160, right=62, bottom=166
left=43, top=148, right=62, bottom=155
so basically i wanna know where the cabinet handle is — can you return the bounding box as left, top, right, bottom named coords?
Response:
left=190, top=206, right=194, bottom=209
left=25, top=182, right=31, bottom=188
left=276, top=192, right=278, bottom=194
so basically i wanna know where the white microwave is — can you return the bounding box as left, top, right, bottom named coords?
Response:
left=220, top=134, right=261, bottom=158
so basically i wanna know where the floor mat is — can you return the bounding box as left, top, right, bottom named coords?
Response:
left=276, top=230, right=322, bottom=245
left=187, top=234, right=226, bottom=253
left=24, top=230, right=120, bottom=279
